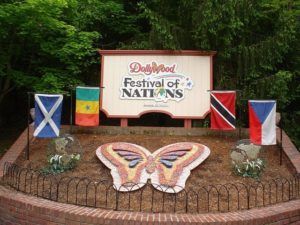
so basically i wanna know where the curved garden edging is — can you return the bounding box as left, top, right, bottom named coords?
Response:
left=0, top=126, right=299, bottom=224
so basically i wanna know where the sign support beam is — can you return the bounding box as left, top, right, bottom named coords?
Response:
left=184, top=119, right=192, bottom=129
left=120, top=118, right=128, bottom=127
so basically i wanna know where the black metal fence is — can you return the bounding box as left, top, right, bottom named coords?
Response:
left=2, top=162, right=300, bottom=213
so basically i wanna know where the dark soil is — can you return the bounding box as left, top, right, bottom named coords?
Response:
left=9, top=134, right=296, bottom=213
left=16, top=134, right=293, bottom=187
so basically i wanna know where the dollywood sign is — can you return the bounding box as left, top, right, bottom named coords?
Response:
left=99, top=50, right=215, bottom=119
left=120, top=62, right=193, bottom=102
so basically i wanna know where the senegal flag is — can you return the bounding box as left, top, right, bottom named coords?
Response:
left=75, top=86, right=100, bottom=126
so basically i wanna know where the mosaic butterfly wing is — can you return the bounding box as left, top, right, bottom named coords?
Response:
left=150, top=142, right=210, bottom=193
left=96, top=142, right=151, bottom=191
left=96, top=142, right=210, bottom=193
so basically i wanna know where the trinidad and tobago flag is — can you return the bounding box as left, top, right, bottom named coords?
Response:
left=210, top=91, right=236, bottom=130
left=249, top=100, right=276, bottom=145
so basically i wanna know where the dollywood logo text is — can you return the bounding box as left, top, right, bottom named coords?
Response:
left=129, top=62, right=176, bottom=75
left=120, top=62, right=193, bottom=102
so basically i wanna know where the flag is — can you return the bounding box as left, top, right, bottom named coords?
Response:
left=210, top=91, right=236, bottom=130
left=249, top=100, right=276, bottom=145
left=34, top=94, right=63, bottom=138
left=75, top=86, right=100, bottom=126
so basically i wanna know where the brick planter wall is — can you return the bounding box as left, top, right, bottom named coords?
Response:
left=0, top=126, right=299, bottom=224
left=0, top=185, right=299, bottom=225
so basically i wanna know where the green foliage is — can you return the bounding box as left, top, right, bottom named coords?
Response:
left=0, top=0, right=144, bottom=97
left=132, top=0, right=299, bottom=147
left=283, top=110, right=300, bottom=148
left=246, top=70, right=294, bottom=110
left=233, top=158, right=266, bottom=179
left=33, top=69, right=80, bottom=94
left=0, top=0, right=99, bottom=97
left=41, top=153, right=80, bottom=174
left=0, top=0, right=298, bottom=147
left=136, top=0, right=297, bottom=90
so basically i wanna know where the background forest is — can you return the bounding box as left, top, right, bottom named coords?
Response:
left=0, top=0, right=299, bottom=148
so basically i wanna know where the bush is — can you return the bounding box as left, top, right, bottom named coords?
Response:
left=233, top=158, right=265, bottom=179
left=42, top=153, right=80, bottom=174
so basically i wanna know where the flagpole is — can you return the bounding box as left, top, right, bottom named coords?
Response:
left=99, top=86, right=105, bottom=126
left=238, top=92, right=242, bottom=139
left=279, top=112, right=283, bottom=166
left=26, top=92, right=31, bottom=160
left=70, top=88, right=73, bottom=134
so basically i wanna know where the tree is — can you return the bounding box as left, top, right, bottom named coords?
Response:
left=124, top=0, right=299, bottom=145
left=0, top=0, right=99, bottom=104
left=0, top=0, right=145, bottom=101
left=0, top=0, right=298, bottom=145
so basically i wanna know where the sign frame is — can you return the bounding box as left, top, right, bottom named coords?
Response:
left=98, top=50, right=216, bottom=126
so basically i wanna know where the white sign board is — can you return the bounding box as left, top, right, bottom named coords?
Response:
left=99, top=50, right=215, bottom=119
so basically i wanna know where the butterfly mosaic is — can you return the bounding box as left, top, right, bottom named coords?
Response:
left=96, top=142, right=210, bottom=193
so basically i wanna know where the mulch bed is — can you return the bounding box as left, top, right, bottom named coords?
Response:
left=9, top=133, right=295, bottom=213
left=16, top=133, right=292, bottom=187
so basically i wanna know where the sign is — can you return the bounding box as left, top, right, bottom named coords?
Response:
left=99, top=50, right=215, bottom=119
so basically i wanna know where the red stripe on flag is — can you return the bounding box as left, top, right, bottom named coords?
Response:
left=211, top=107, right=235, bottom=130
left=212, top=92, right=235, bottom=115
left=249, top=103, right=262, bottom=144
left=75, top=113, right=99, bottom=126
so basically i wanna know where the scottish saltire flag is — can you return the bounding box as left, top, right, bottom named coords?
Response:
left=210, top=91, right=236, bottom=130
left=34, top=94, right=63, bottom=138
left=249, top=100, right=276, bottom=145
left=75, top=86, right=100, bottom=126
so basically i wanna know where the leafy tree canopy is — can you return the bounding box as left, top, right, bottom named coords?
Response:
left=0, top=0, right=299, bottom=145
left=125, top=0, right=299, bottom=145
left=0, top=0, right=141, bottom=98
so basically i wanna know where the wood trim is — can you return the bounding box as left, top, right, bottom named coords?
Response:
left=210, top=55, right=214, bottom=90
left=208, top=55, right=214, bottom=116
left=98, top=50, right=217, bottom=56
left=100, top=108, right=211, bottom=120
left=99, top=55, right=104, bottom=124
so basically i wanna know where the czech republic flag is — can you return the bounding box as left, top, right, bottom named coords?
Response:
left=248, top=100, right=276, bottom=145
left=75, top=86, right=100, bottom=126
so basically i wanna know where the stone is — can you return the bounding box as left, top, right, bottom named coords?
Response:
left=46, top=134, right=83, bottom=173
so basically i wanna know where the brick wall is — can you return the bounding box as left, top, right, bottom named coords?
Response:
left=277, top=129, right=300, bottom=175
left=0, top=126, right=33, bottom=177
left=0, top=185, right=299, bottom=225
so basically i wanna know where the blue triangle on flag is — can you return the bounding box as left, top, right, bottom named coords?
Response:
left=39, top=95, right=60, bottom=112
left=249, top=101, right=276, bottom=124
left=34, top=95, right=63, bottom=138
